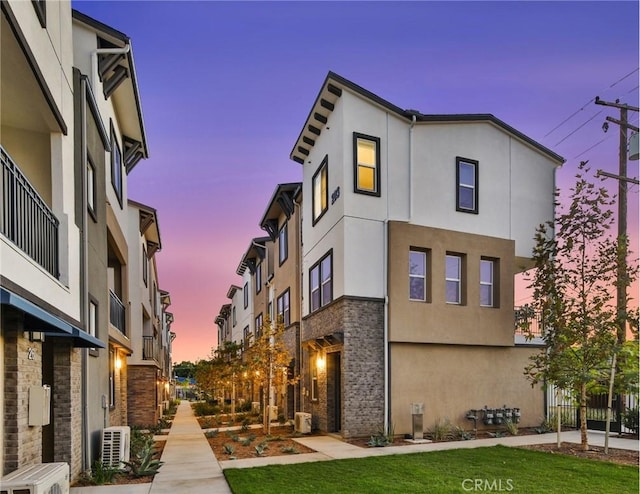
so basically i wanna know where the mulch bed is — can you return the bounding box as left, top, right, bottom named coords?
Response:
left=518, top=442, right=639, bottom=466
left=206, top=427, right=316, bottom=460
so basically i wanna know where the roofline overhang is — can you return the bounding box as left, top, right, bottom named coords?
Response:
left=72, top=9, right=149, bottom=164
left=236, top=236, right=271, bottom=275
left=227, top=285, right=242, bottom=299
left=128, top=199, right=161, bottom=251
left=290, top=71, right=565, bottom=166
left=258, top=182, right=302, bottom=238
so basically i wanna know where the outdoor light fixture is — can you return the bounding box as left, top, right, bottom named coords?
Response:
left=316, top=354, right=325, bottom=371
left=115, top=357, right=122, bottom=370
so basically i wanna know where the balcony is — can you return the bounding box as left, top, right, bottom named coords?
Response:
left=514, top=306, right=545, bottom=345
left=142, top=335, right=158, bottom=361
left=109, top=290, right=126, bottom=335
left=1, top=146, right=59, bottom=278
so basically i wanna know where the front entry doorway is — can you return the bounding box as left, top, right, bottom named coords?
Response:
left=327, top=352, right=341, bottom=433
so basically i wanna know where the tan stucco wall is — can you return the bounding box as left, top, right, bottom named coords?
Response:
left=388, top=221, right=516, bottom=346
left=390, top=343, right=544, bottom=435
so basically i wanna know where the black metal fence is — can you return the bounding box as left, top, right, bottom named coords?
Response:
left=142, top=335, right=157, bottom=361
left=514, top=306, right=544, bottom=338
left=1, top=146, right=59, bottom=278
left=109, top=290, right=126, bottom=335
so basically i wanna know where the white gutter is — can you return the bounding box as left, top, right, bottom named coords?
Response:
left=91, top=45, right=130, bottom=90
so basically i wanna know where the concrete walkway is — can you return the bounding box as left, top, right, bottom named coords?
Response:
left=70, top=402, right=638, bottom=493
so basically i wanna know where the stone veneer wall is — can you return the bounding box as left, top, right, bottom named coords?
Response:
left=127, top=365, right=157, bottom=426
left=303, top=297, right=385, bottom=438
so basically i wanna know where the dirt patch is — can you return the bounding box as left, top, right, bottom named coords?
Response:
left=518, top=442, right=639, bottom=466
left=206, top=427, right=316, bottom=460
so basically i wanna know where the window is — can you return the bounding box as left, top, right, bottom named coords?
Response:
left=354, top=133, right=381, bottom=196
left=310, top=251, right=333, bottom=312
left=255, top=313, right=263, bottom=339
left=456, top=157, right=478, bottom=213
left=87, top=158, right=96, bottom=219
left=142, top=245, right=148, bottom=286
left=446, top=254, right=463, bottom=304
left=111, top=123, right=123, bottom=206
left=255, top=262, right=262, bottom=293
left=232, top=306, right=237, bottom=327
left=312, top=157, right=328, bottom=224
left=277, top=289, right=291, bottom=326
left=243, top=282, right=249, bottom=309
left=480, top=258, right=497, bottom=307
left=409, top=250, right=428, bottom=301
left=89, top=300, right=97, bottom=337
left=243, top=325, right=250, bottom=347
left=279, top=222, right=288, bottom=265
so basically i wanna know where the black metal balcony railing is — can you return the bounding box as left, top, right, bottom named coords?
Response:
left=514, top=306, right=544, bottom=339
left=109, top=290, right=126, bottom=334
left=142, top=335, right=157, bottom=361
left=1, top=146, right=59, bottom=278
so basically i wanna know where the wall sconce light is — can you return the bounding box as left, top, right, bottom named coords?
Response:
left=115, top=357, right=122, bottom=370
left=316, top=354, right=325, bottom=371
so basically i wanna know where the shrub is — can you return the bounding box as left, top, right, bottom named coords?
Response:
left=504, top=419, right=519, bottom=436
left=124, top=440, right=163, bottom=478
left=91, top=460, right=117, bottom=484
left=453, top=426, right=473, bottom=441
left=223, top=444, right=236, bottom=455
left=192, top=402, right=221, bottom=417
left=281, top=446, right=299, bottom=454
left=623, top=407, right=639, bottom=434
left=205, top=429, right=219, bottom=438
left=427, top=419, right=454, bottom=441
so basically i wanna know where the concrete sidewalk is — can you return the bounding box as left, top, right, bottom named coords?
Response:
left=71, top=401, right=638, bottom=493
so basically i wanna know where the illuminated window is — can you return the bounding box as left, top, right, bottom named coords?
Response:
left=354, top=133, right=380, bottom=196
left=312, top=157, right=328, bottom=224
left=456, top=157, right=478, bottom=213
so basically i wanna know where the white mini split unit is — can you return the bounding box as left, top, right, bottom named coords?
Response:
left=294, top=412, right=312, bottom=434
left=267, top=405, right=278, bottom=421
left=101, top=426, right=131, bottom=470
left=0, top=462, right=69, bottom=494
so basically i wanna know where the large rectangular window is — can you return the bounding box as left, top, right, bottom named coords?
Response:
left=243, top=282, right=249, bottom=309
left=310, top=251, right=333, bottom=312
left=279, top=222, right=288, bottom=265
left=277, top=289, right=291, bottom=326
left=446, top=254, right=463, bottom=304
left=409, top=249, right=428, bottom=301
left=243, top=325, right=250, bottom=348
left=456, top=157, right=478, bottom=213
left=312, top=157, right=328, bottom=225
left=480, top=258, right=497, bottom=307
left=142, top=245, right=148, bottom=286
left=232, top=306, right=237, bottom=327
left=354, top=133, right=381, bottom=196
left=111, top=123, right=123, bottom=207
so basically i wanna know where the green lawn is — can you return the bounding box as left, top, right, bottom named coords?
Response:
left=223, top=445, right=637, bottom=494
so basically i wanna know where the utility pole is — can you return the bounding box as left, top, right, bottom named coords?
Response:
left=594, top=96, right=639, bottom=452
left=594, top=97, right=639, bottom=344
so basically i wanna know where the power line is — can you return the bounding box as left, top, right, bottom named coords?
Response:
left=554, top=110, right=602, bottom=146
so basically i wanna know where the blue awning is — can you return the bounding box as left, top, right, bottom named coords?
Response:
left=0, top=287, right=106, bottom=348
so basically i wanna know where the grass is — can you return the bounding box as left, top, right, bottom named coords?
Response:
left=224, top=445, right=637, bottom=494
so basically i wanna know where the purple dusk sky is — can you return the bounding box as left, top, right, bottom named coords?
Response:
left=72, top=1, right=639, bottom=363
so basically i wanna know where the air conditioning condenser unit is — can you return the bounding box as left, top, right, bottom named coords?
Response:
left=0, top=462, right=69, bottom=494
left=101, top=426, right=131, bottom=470
left=294, top=412, right=312, bottom=434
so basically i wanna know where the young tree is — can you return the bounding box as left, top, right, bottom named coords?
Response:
left=194, top=341, right=244, bottom=409
left=245, top=315, right=297, bottom=433
left=521, top=166, right=638, bottom=451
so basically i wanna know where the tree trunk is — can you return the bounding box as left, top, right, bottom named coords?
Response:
left=579, top=383, right=589, bottom=451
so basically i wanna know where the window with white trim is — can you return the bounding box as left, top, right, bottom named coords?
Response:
left=445, top=254, right=463, bottom=304
left=480, top=258, right=497, bottom=307
left=409, top=249, right=428, bottom=301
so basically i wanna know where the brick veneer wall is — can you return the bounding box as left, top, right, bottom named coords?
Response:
left=3, top=309, right=43, bottom=473
left=109, top=355, right=128, bottom=426
left=302, top=296, right=384, bottom=438
left=127, top=365, right=158, bottom=426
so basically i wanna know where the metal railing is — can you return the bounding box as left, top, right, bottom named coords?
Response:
left=1, top=146, right=59, bottom=278
left=109, top=290, right=126, bottom=334
left=142, top=335, right=157, bottom=361
left=514, top=306, right=545, bottom=339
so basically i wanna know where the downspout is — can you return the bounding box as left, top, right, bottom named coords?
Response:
left=408, top=114, right=416, bottom=222
left=80, top=75, right=90, bottom=471
left=91, top=45, right=131, bottom=90
left=383, top=113, right=391, bottom=434
left=294, top=195, right=303, bottom=412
